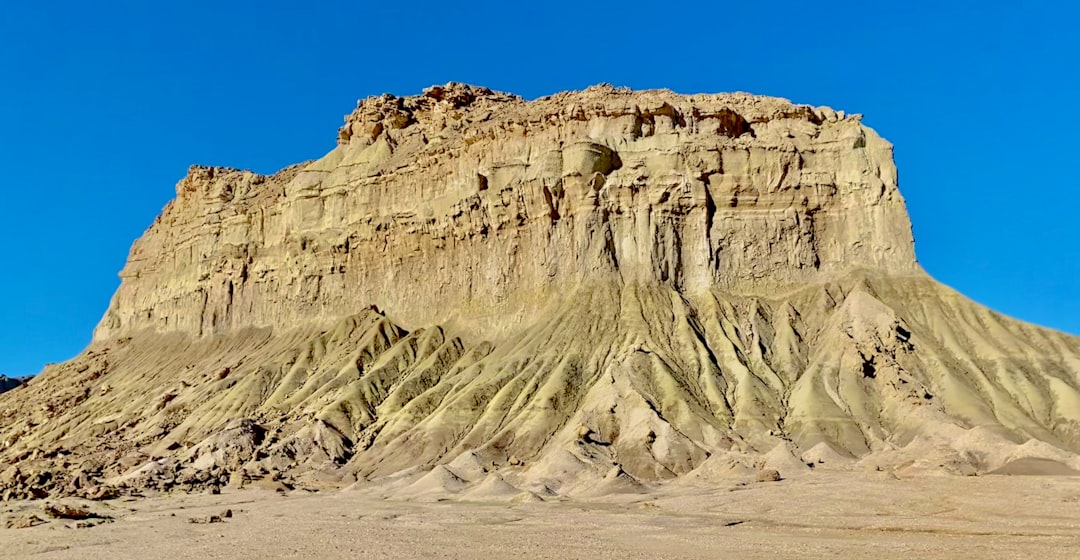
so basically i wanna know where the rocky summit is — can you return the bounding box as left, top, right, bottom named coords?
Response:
left=2, top=83, right=1079, bottom=501
left=0, top=376, right=23, bottom=395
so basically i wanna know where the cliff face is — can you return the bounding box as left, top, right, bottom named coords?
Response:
left=2, top=84, right=1078, bottom=502
left=95, top=84, right=915, bottom=341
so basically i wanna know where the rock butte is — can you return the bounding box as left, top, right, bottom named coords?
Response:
left=2, top=83, right=1079, bottom=501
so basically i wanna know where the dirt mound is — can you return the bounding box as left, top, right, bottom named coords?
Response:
left=460, top=473, right=524, bottom=502
left=391, top=466, right=468, bottom=501
left=988, top=458, right=1080, bottom=476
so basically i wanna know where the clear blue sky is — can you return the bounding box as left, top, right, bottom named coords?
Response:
left=1, top=1, right=1077, bottom=377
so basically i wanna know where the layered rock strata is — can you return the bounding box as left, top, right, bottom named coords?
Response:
left=95, top=84, right=915, bottom=341
left=1, top=84, right=1078, bottom=501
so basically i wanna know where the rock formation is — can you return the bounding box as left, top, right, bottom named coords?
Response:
left=0, top=376, right=24, bottom=395
left=2, top=84, right=1079, bottom=501
left=94, top=84, right=916, bottom=341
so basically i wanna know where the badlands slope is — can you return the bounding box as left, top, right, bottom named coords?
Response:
left=1, top=84, right=1079, bottom=502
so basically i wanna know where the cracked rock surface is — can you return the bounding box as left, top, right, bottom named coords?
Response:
left=1, top=84, right=1079, bottom=501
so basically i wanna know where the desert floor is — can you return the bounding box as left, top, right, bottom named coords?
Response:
left=3, top=472, right=1079, bottom=559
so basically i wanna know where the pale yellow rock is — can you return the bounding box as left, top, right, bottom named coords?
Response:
left=93, top=83, right=916, bottom=342
left=0, top=84, right=1078, bottom=502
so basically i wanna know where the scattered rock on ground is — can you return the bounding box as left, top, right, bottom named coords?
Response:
left=756, top=469, right=782, bottom=483
left=6, top=513, right=46, bottom=529
left=42, top=503, right=94, bottom=520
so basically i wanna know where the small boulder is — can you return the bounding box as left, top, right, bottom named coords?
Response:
left=41, top=503, right=93, bottom=520
left=6, top=514, right=46, bottom=529
left=755, top=469, right=782, bottom=483
left=82, top=485, right=119, bottom=501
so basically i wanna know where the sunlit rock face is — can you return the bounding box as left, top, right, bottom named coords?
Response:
left=95, top=83, right=916, bottom=341
left=2, top=84, right=1078, bottom=503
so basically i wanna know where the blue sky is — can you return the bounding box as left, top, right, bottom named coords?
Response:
left=1, top=1, right=1077, bottom=376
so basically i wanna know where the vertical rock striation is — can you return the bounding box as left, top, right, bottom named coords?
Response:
left=95, top=83, right=916, bottom=341
left=1, top=84, right=1078, bottom=501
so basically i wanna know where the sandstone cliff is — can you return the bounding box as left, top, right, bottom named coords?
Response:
left=95, top=84, right=915, bottom=341
left=1, top=84, right=1078, bottom=501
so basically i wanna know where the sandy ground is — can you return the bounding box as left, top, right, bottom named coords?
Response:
left=3, top=473, right=1079, bottom=559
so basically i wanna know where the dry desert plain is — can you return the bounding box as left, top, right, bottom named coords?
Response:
left=3, top=471, right=1080, bottom=559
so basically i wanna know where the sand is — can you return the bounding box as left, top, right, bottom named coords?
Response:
left=3, top=473, right=1079, bottom=559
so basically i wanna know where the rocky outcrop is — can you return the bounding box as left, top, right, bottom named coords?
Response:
left=0, top=376, right=24, bottom=395
left=1, top=84, right=1078, bottom=501
left=95, top=83, right=915, bottom=341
